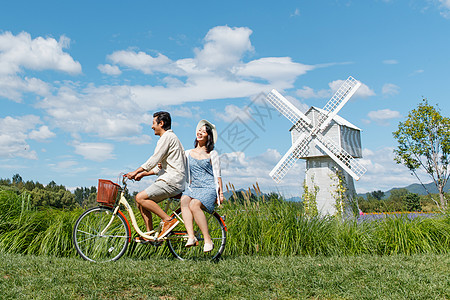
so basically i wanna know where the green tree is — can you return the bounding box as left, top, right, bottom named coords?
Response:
left=12, top=174, right=22, bottom=184
left=393, top=99, right=450, bottom=210
left=404, top=193, right=422, bottom=212
left=371, top=190, right=384, bottom=200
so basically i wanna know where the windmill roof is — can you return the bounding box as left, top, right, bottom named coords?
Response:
left=308, top=106, right=361, bottom=131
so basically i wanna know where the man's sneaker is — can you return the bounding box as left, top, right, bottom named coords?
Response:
left=157, top=217, right=179, bottom=240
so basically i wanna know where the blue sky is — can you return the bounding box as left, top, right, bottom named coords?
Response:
left=1, top=0, right=450, bottom=196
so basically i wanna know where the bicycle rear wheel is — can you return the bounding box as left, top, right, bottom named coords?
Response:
left=167, top=208, right=226, bottom=260
left=73, top=206, right=130, bottom=262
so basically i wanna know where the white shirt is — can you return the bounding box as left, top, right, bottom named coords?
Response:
left=141, top=130, right=186, bottom=190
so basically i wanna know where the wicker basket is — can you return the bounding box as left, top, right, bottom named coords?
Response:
left=97, top=179, right=120, bottom=206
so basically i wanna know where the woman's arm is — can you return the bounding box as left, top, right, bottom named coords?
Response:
left=217, top=177, right=224, bottom=203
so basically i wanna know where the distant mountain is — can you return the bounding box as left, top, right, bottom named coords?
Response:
left=359, top=181, right=450, bottom=199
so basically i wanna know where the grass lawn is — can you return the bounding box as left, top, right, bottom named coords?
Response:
left=0, top=253, right=448, bottom=299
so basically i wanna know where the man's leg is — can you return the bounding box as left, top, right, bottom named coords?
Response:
left=135, top=190, right=171, bottom=231
left=139, top=181, right=182, bottom=240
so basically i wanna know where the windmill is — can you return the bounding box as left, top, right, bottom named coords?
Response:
left=265, top=76, right=366, bottom=216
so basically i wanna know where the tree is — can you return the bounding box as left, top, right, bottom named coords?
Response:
left=404, top=193, right=422, bottom=212
left=12, top=174, right=23, bottom=184
left=371, top=190, right=384, bottom=200
left=393, top=99, right=450, bottom=210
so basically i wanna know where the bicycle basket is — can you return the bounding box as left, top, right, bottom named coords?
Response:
left=97, top=179, right=120, bottom=206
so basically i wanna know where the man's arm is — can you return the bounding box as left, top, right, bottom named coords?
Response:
left=126, top=163, right=162, bottom=180
left=141, top=133, right=170, bottom=172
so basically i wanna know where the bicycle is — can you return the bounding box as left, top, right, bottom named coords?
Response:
left=72, top=176, right=227, bottom=262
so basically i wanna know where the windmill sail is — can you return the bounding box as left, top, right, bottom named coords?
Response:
left=314, top=135, right=367, bottom=180
left=266, top=89, right=311, bottom=131
left=318, top=76, right=361, bottom=131
left=269, top=133, right=311, bottom=183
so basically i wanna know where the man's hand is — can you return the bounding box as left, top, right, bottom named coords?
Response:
left=126, top=167, right=144, bottom=180
left=135, top=172, right=145, bottom=181
left=125, top=171, right=137, bottom=180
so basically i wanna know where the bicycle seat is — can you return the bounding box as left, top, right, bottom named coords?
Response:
left=171, top=193, right=182, bottom=200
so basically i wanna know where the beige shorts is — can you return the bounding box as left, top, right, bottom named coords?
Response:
left=144, top=180, right=182, bottom=203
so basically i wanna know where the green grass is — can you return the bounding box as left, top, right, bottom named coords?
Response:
left=1, top=188, right=449, bottom=259
left=0, top=253, right=448, bottom=299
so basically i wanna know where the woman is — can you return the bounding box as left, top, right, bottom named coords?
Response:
left=181, top=119, right=224, bottom=252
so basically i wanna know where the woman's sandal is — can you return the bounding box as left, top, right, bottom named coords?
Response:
left=185, top=237, right=199, bottom=247
left=203, top=242, right=214, bottom=253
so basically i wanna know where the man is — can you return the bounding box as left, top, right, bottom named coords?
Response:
left=126, top=111, right=186, bottom=241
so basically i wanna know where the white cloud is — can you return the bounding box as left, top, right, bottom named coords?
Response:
left=329, top=79, right=375, bottom=98
left=38, top=84, right=153, bottom=143
left=2, top=26, right=321, bottom=153
left=170, top=106, right=200, bottom=119
left=296, top=86, right=331, bottom=99
left=98, top=64, right=122, bottom=75
left=367, top=109, right=401, bottom=125
left=215, top=105, right=253, bottom=122
left=0, top=31, right=81, bottom=75
left=0, top=75, right=51, bottom=102
left=382, top=59, right=398, bottom=64
left=220, top=149, right=304, bottom=197
left=0, top=115, right=44, bottom=159
left=438, top=0, right=450, bottom=17
left=0, top=31, right=79, bottom=102
left=296, top=78, right=375, bottom=100
left=236, top=57, right=314, bottom=86
left=290, top=8, right=301, bottom=17
left=356, top=147, right=428, bottom=193
left=441, top=0, right=450, bottom=8
left=73, top=142, right=115, bottom=162
left=382, top=83, right=400, bottom=96
left=410, top=69, right=424, bottom=76
left=195, top=26, right=254, bottom=70
left=107, top=50, right=174, bottom=74
left=28, top=125, right=56, bottom=141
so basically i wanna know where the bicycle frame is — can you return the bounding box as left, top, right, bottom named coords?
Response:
left=73, top=177, right=228, bottom=262
left=100, top=184, right=183, bottom=242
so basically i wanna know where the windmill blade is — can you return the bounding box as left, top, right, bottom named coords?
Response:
left=266, top=89, right=311, bottom=129
left=269, top=133, right=311, bottom=183
left=314, top=135, right=367, bottom=180
left=318, top=76, right=361, bottom=131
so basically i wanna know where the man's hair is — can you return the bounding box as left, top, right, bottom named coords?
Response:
left=153, top=111, right=171, bottom=130
left=194, top=123, right=215, bottom=153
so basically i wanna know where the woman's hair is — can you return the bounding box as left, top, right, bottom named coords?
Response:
left=194, top=123, right=215, bottom=153
left=153, top=111, right=171, bottom=130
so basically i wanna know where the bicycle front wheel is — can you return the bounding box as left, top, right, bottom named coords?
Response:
left=167, top=208, right=226, bottom=260
left=73, top=206, right=130, bottom=262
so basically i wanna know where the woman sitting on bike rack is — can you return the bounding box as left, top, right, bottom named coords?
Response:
left=181, top=119, right=224, bottom=252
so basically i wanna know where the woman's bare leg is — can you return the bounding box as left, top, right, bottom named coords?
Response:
left=189, top=199, right=212, bottom=244
left=180, top=195, right=195, bottom=239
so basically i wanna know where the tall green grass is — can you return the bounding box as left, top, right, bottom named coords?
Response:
left=0, top=189, right=448, bottom=259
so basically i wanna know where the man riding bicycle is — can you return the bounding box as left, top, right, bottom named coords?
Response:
left=126, top=111, right=186, bottom=241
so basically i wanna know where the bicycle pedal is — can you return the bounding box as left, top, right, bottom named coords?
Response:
left=150, top=240, right=163, bottom=247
